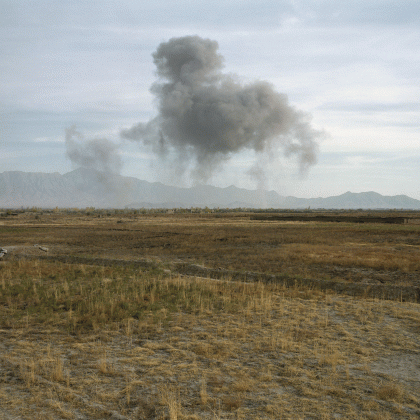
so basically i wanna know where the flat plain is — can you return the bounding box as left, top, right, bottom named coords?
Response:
left=0, top=209, right=419, bottom=419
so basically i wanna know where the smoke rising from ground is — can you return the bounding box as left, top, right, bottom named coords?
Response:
left=121, top=35, right=323, bottom=182
left=65, top=126, right=134, bottom=205
left=65, top=126, right=122, bottom=174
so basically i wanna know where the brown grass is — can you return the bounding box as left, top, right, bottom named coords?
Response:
left=0, top=211, right=419, bottom=419
left=1, top=210, right=420, bottom=287
left=375, top=382, right=404, bottom=402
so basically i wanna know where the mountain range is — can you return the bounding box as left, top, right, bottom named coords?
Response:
left=1, top=168, right=420, bottom=210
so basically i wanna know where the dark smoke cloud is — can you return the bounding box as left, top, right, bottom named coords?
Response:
left=121, top=35, right=323, bottom=181
left=65, top=125, right=122, bottom=174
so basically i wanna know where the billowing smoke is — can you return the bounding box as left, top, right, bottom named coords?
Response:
left=65, top=125, right=122, bottom=174
left=121, top=35, right=323, bottom=182
left=65, top=126, right=134, bottom=205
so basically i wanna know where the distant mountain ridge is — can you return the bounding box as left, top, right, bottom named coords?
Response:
left=1, top=168, right=420, bottom=209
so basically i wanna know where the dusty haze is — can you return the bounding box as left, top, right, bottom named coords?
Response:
left=65, top=126, right=122, bottom=174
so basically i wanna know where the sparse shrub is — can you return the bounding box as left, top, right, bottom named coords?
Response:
left=222, top=395, right=242, bottom=411
left=375, top=382, right=403, bottom=402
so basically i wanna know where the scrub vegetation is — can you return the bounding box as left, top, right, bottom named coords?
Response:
left=0, top=209, right=419, bottom=419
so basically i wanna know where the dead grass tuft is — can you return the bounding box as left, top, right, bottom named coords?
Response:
left=375, top=382, right=404, bottom=402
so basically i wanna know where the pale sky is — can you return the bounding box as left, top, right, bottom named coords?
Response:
left=1, top=0, right=419, bottom=199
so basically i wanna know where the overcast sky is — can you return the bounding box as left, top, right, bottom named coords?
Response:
left=1, top=0, right=419, bottom=199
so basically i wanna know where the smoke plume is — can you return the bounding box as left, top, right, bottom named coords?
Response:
left=121, top=35, right=323, bottom=182
left=65, top=126, right=122, bottom=174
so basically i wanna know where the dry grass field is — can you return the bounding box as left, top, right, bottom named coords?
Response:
left=0, top=210, right=419, bottom=419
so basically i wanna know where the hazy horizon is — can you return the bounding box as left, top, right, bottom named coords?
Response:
left=0, top=167, right=420, bottom=208
left=1, top=1, right=419, bottom=199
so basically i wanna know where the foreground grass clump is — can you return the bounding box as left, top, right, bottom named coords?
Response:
left=1, top=259, right=419, bottom=419
left=0, top=260, right=252, bottom=333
